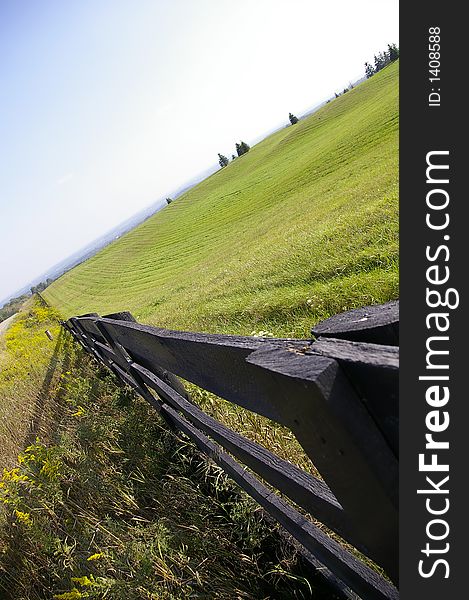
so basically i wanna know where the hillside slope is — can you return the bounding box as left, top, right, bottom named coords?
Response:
left=44, top=62, right=399, bottom=337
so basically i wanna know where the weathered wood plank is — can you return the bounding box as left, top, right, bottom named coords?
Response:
left=312, top=301, right=399, bottom=346
left=245, top=344, right=398, bottom=582
left=68, top=318, right=93, bottom=352
left=309, top=338, right=398, bottom=455
left=74, top=315, right=107, bottom=345
left=161, top=403, right=399, bottom=600
left=94, top=340, right=131, bottom=373
left=98, top=312, right=190, bottom=400
left=132, top=362, right=371, bottom=553
left=90, top=319, right=169, bottom=413
left=97, top=318, right=308, bottom=425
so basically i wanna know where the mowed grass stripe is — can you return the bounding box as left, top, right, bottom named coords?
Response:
left=44, top=61, right=398, bottom=337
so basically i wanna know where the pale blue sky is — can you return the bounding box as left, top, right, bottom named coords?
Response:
left=0, top=0, right=398, bottom=303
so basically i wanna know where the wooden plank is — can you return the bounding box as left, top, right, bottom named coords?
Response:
left=68, top=318, right=92, bottom=351
left=97, top=318, right=307, bottom=424
left=160, top=403, right=399, bottom=600
left=69, top=322, right=111, bottom=371
left=102, top=311, right=136, bottom=321
left=312, top=301, right=399, bottom=346
left=66, top=319, right=158, bottom=400
left=245, top=344, right=398, bottom=583
left=132, top=362, right=370, bottom=553
left=89, top=319, right=170, bottom=415
left=99, top=312, right=190, bottom=400
left=310, top=338, right=398, bottom=456
left=111, top=362, right=142, bottom=391
left=74, top=316, right=107, bottom=345
left=94, top=340, right=131, bottom=373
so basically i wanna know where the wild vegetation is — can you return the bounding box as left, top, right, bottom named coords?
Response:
left=1, top=299, right=337, bottom=599
left=0, top=298, right=62, bottom=467
left=44, top=61, right=399, bottom=340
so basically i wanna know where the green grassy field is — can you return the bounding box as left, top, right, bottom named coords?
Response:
left=44, top=61, right=398, bottom=339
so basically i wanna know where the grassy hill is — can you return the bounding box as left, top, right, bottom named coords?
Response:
left=44, top=61, right=398, bottom=338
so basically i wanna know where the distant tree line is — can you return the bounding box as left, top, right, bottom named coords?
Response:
left=365, top=43, right=399, bottom=79
left=30, top=279, right=52, bottom=295
left=0, top=293, right=29, bottom=323
left=0, top=278, right=58, bottom=322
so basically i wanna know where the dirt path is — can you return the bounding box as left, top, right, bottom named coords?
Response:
left=0, top=313, right=17, bottom=337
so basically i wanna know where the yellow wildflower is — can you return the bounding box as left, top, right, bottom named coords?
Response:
left=86, top=552, right=104, bottom=561
left=14, top=510, right=32, bottom=526
left=40, top=459, right=60, bottom=479
left=2, top=468, right=28, bottom=482
left=71, top=576, right=93, bottom=587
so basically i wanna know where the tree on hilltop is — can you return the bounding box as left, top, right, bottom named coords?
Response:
left=365, top=62, right=374, bottom=79
left=218, top=153, right=229, bottom=168
left=236, top=141, right=250, bottom=157
left=289, top=112, right=299, bottom=125
left=388, top=43, right=399, bottom=61
left=166, top=197, right=173, bottom=204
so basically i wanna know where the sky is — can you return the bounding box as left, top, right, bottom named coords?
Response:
left=0, top=0, right=399, bottom=304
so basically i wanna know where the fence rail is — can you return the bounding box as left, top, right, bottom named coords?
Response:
left=62, top=300, right=399, bottom=600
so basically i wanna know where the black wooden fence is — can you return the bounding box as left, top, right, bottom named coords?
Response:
left=62, top=301, right=399, bottom=600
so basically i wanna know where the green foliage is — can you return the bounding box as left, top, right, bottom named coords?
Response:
left=44, top=62, right=399, bottom=340
left=365, top=62, right=375, bottom=79
left=388, top=43, right=399, bottom=62
left=218, top=153, right=229, bottom=168
left=235, top=141, right=250, bottom=156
